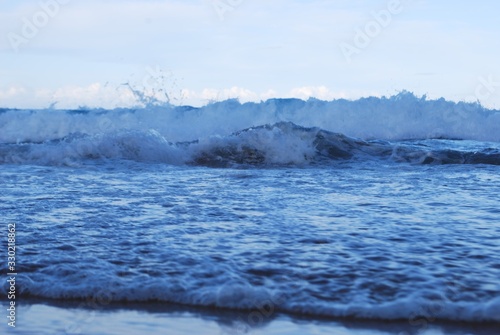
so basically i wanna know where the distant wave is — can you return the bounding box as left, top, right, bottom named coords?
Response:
left=1, top=122, right=499, bottom=166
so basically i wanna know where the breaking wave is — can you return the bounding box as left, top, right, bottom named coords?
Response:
left=1, top=92, right=499, bottom=166
left=1, top=122, right=499, bottom=167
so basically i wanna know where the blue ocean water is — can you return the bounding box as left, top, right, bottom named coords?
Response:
left=1, top=93, right=499, bottom=333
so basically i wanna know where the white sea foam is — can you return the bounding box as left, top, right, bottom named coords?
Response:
left=1, top=92, right=499, bottom=145
left=13, top=272, right=500, bottom=323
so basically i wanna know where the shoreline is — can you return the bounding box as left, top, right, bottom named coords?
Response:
left=1, top=299, right=497, bottom=335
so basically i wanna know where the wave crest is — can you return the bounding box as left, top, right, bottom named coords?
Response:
left=1, top=92, right=499, bottom=145
left=1, top=122, right=499, bottom=166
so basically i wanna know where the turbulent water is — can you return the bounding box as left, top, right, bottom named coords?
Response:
left=1, top=93, right=499, bottom=329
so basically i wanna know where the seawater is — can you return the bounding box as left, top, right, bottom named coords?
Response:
left=0, top=94, right=499, bottom=333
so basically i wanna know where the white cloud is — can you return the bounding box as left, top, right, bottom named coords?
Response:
left=289, top=86, right=339, bottom=101
left=0, top=82, right=389, bottom=109
left=0, top=86, right=27, bottom=99
left=0, top=83, right=136, bottom=109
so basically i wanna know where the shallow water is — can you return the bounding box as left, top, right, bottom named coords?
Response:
left=1, top=157, right=499, bottom=329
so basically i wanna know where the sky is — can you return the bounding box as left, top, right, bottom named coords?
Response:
left=1, top=0, right=500, bottom=109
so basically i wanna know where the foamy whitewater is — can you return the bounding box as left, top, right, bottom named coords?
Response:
left=1, top=93, right=499, bottom=332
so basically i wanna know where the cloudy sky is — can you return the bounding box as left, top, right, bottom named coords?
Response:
left=1, top=0, right=500, bottom=109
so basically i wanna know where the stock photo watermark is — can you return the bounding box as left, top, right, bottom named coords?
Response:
left=339, top=0, right=406, bottom=64
left=212, top=0, right=244, bottom=21
left=398, top=280, right=469, bottom=335
left=442, top=74, right=499, bottom=125
left=466, top=75, right=499, bottom=102
left=226, top=292, right=286, bottom=334
left=64, top=288, right=112, bottom=334
left=6, top=223, right=17, bottom=328
left=7, top=0, right=71, bottom=52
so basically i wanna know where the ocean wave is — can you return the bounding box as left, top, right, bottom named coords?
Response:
left=0, top=122, right=499, bottom=166
left=1, top=92, right=499, bottom=146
